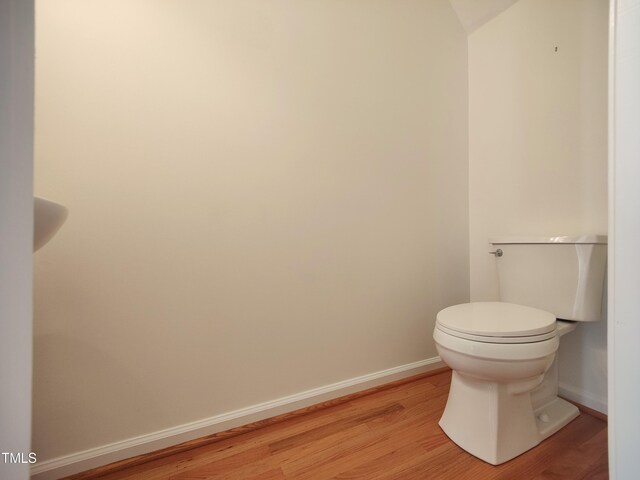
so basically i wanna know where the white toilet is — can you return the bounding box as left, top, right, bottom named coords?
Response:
left=433, top=235, right=607, bottom=465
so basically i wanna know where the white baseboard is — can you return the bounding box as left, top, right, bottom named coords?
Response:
left=31, top=357, right=444, bottom=480
left=559, top=382, right=608, bottom=415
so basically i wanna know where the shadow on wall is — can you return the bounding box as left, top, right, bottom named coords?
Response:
left=558, top=283, right=608, bottom=411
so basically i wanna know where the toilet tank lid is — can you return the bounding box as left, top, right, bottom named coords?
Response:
left=489, top=235, right=607, bottom=245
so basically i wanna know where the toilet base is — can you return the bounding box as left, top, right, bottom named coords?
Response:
left=534, top=396, right=580, bottom=440
left=439, top=371, right=579, bottom=465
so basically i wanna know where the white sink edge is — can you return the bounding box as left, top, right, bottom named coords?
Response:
left=34, top=196, right=68, bottom=252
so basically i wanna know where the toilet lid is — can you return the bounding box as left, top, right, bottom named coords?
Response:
left=436, top=302, right=556, bottom=339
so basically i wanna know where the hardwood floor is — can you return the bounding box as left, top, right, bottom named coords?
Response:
left=73, top=371, right=608, bottom=479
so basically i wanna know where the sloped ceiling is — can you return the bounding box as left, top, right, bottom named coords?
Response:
left=448, top=0, right=521, bottom=34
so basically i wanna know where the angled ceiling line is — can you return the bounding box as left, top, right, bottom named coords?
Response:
left=448, top=0, right=522, bottom=35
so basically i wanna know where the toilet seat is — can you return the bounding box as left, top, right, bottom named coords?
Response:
left=434, top=327, right=559, bottom=361
left=435, top=323, right=557, bottom=344
left=436, top=302, right=557, bottom=344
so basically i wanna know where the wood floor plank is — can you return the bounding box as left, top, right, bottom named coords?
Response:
left=168, top=445, right=271, bottom=479
left=383, top=441, right=469, bottom=480
left=576, top=452, right=609, bottom=480
left=269, top=403, right=404, bottom=453
left=99, top=399, right=384, bottom=479
left=334, top=439, right=450, bottom=480
left=530, top=428, right=609, bottom=480
left=74, top=371, right=609, bottom=480
left=173, top=466, right=286, bottom=480
left=279, top=401, right=455, bottom=479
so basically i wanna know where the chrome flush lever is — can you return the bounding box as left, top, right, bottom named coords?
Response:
left=488, top=249, right=503, bottom=257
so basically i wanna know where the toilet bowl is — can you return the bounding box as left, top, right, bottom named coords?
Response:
left=434, top=302, right=578, bottom=465
left=433, top=235, right=607, bottom=465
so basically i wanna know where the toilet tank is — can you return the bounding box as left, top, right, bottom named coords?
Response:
left=491, top=235, right=607, bottom=321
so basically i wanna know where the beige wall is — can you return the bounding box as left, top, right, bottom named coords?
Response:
left=468, top=0, right=609, bottom=410
left=34, top=0, right=469, bottom=461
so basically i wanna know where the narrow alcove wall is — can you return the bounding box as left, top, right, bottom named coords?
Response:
left=466, top=0, right=609, bottom=411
